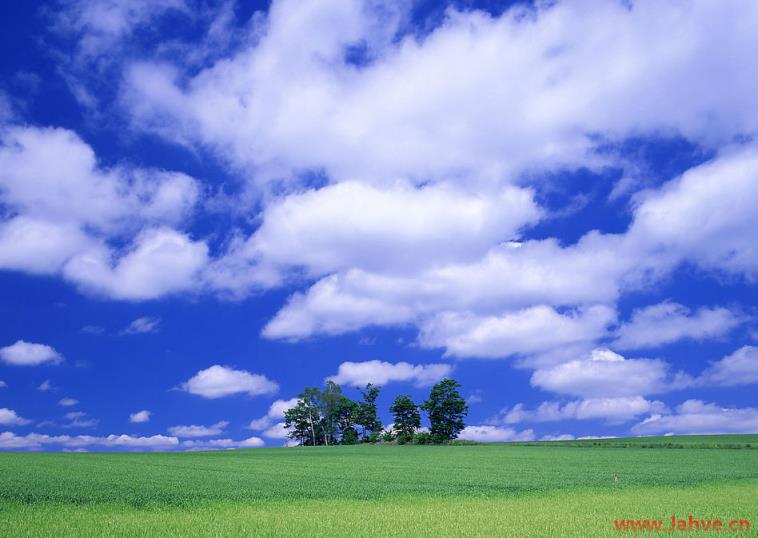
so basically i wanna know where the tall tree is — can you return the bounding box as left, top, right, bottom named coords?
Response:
left=320, top=380, right=343, bottom=446
left=284, top=387, right=322, bottom=446
left=335, top=395, right=359, bottom=445
left=422, top=379, right=468, bottom=443
left=355, top=383, right=382, bottom=440
left=389, top=394, right=420, bottom=444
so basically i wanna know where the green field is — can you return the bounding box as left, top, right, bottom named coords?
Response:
left=1, top=437, right=757, bottom=536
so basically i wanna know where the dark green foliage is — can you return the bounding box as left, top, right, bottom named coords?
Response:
left=354, top=383, right=382, bottom=441
left=335, top=396, right=359, bottom=445
left=412, top=431, right=433, bottom=445
left=390, top=394, right=421, bottom=444
left=284, top=387, right=323, bottom=446
left=284, top=382, right=367, bottom=446
left=422, top=379, right=468, bottom=443
left=320, top=381, right=343, bottom=446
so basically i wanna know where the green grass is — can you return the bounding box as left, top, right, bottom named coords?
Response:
left=509, top=433, right=758, bottom=449
left=1, top=441, right=757, bottom=536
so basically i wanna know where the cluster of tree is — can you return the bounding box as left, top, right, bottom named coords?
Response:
left=284, top=378, right=468, bottom=446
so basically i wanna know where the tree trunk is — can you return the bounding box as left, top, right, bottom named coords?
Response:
left=308, top=410, right=316, bottom=446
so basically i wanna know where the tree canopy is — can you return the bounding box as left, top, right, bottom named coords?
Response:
left=283, top=377, right=467, bottom=446
left=422, top=379, right=468, bottom=444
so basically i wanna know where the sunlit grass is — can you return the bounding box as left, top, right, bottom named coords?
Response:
left=1, top=442, right=757, bottom=536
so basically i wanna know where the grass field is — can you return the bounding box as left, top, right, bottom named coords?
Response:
left=1, top=437, right=757, bottom=536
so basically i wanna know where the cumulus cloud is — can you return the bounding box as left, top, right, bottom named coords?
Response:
left=58, top=398, right=79, bottom=407
left=0, top=432, right=179, bottom=450
left=129, top=410, right=151, bottom=423
left=633, top=400, right=758, bottom=436
left=419, top=305, right=616, bottom=359
left=614, top=302, right=744, bottom=350
left=168, top=421, right=229, bottom=438
left=327, top=360, right=453, bottom=387
left=63, top=228, right=208, bottom=300
left=120, top=317, right=161, bottom=335
left=0, top=380, right=6, bottom=388
left=0, top=408, right=31, bottom=426
left=1, top=0, right=757, bottom=381
left=180, top=365, right=279, bottom=399
left=123, top=0, right=758, bottom=186
left=458, top=425, right=535, bottom=443
left=249, top=398, right=298, bottom=431
left=181, top=436, right=264, bottom=450
left=694, top=346, right=758, bottom=387
left=530, top=348, right=670, bottom=399
left=0, top=341, right=63, bottom=366
left=503, top=397, right=668, bottom=425
left=0, top=125, right=204, bottom=300
left=626, top=146, right=758, bottom=279
left=228, top=181, right=541, bottom=282
left=261, top=422, right=290, bottom=440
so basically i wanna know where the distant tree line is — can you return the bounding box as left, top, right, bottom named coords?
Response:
left=284, top=378, right=468, bottom=446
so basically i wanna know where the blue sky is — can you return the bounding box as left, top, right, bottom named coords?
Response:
left=1, top=0, right=758, bottom=451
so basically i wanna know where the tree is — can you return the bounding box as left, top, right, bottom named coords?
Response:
left=320, top=380, right=343, bottom=446
left=284, top=387, right=322, bottom=446
left=389, top=394, right=420, bottom=444
left=354, top=383, right=382, bottom=441
left=334, top=395, right=359, bottom=445
left=422, top=379, right=468, bottom=443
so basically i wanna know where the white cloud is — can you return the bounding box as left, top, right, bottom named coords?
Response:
left=0, top=125, right=204, bottom=300
left=541, top=434, right=575, bottom=441
left=201, top=3, right=758, bottom=358
left=129, top=410, right=151, bottom=423
left=458, top=426, right=535, bottom=443
left=614, top=302, right=744, bottom=350
left=503, top=397, right=667, bottom=425
left=58, top=398, right=79, bottom=407
left=0, top=341, right=63, bottom=366
left=633, top=400, right=758, bottom=436
left=61, top=412, right=99, bottom=429
left=328, top=360, right=452, bottom=387
left=234, top=181, right=540, bottom=281
left=63, top=228, right=208, bottom=300
left=0, top=432, right=179, bottom=450
left=0, top=408, right=31, bottom=426
left=259, top=234, right=632, bottom=342
left=626, top=145, right=758, bottom=279
left=168, top=421, right=229, bottom=438
left=695, top=346, right=758, bottom=387
left=55, top=0, right=189, bottom=63
left=97, top=434, right=179, bottom=449
left=180, top=365, right=279, bottom=399
left=123, top=1, right=758, bottom=187
left=419, top=305, right=616, bottom=359
left=0, top=380, right=5, bottom=388
left=262, top=422, right=290, bottom=439
left=249, top=398, right=298, bottom=431
left=120, top=317, right=161, bottom=335
left=0, top=217, right=94, bottom=275
left=530, top=348, right=670, bottom=399
left=181, top=436, right=264, bottom=450
left=38, top=380, right=54, bottom=391
left=0, top=126, right=198, bottom=233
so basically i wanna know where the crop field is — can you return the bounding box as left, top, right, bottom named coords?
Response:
left=1, top=438, right=757, bottom=537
